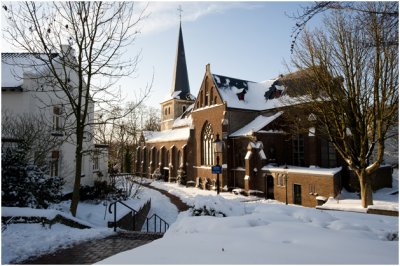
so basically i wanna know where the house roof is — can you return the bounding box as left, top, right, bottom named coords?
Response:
left=1, top=53, right=58, bottom=89
left=230, top=111, right=283, bottom=137
left=211, top=73, right=288, bottom=111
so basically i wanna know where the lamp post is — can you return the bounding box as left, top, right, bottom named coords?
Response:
left=213, top=133, right=223, bottom=195
left=284, top=164, right=288, bottom=205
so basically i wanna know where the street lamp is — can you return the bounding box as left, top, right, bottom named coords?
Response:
left=284, top=164, right=288, bottom=205
left=213, top=133, right=223, bottom=195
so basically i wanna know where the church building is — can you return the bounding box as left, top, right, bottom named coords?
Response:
left=136, top=22, right=392, bottom=207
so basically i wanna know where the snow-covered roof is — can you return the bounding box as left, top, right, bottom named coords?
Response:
left=144, top=127, right=190, bottom=143
left=230, top=111, right=283, bottom=137
left=1, top=53, right=57, bottom=89
left=212, top=73, right=288, bottom=111
left=262, top=165, right=342, bottom=176
left=172, top=104, right=194, bottom=128
left=162, top=91, right=196, bottom=103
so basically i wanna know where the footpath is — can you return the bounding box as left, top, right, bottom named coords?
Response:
left=18, top=184, right=190, bottom=265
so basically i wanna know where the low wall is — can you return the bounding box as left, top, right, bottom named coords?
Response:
left=116, top=200, right=151, bottom=231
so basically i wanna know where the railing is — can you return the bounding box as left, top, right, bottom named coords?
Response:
left=2, top=216, right=15, bottom=232
left=108, top=200, right=169, bottom=233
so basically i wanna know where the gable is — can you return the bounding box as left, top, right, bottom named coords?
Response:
left=1, top=53, right=58, bottom=89
left=193, top=66, right=224, bottom=110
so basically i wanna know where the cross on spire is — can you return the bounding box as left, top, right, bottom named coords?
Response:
left=177, top=5, right=183, bottom=23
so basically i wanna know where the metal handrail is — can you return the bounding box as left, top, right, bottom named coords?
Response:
left=2, top=216, right=15, bottom=232
left=108, top=200, right=169, bottom=233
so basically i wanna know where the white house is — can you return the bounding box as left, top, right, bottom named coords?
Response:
left=1, top=46, right=108, bottom=193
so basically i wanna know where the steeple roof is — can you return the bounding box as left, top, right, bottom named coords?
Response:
left=171, top=22, right=191, bottom=100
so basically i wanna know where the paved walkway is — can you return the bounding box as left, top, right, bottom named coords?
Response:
left=18, top=183, right=190, bottom=265
left=20, top=232, right=163, bottom=265
left=141, top=182, right=190, bottom=212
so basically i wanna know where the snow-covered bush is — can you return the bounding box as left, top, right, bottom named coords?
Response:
left=192, top=205, right=226, bottom=217
left=176, top=169, right=186, bottom=185
left=2, top=146, right=64, bottom=209
left=190, top=195, right=246, bottom=217
left=152, top=168, right=162, bottom=180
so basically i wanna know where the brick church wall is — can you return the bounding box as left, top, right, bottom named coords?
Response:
left=268, top=171, right=340, bottom=207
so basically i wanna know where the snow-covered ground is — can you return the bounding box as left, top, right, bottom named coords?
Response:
left=97, top=178, right=399, bottom=265
left=320, top=169, right=399, bottom=213
left=1, top=186, right=177, bottom=264
left=2, top=223, right=112, bottom=264
left=98, top=204, right=398, bottom=264
left=2, top=173, right=399, bottom=264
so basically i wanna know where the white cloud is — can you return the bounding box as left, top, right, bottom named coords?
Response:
left=135, top=1, right=257, bottom=35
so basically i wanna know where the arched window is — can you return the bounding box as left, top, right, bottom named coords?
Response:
left=201, top=123, right=214, bottom=166
left=178, top=150, right=182, bottom=168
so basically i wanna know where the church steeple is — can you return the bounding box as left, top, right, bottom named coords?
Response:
left=160, top=14, right=194, bottom=131
left=171, top=21, right=190, bottom=99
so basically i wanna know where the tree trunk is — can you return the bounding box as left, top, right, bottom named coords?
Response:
left=358, top=169, right=373, bottom=208
left=70, top=129, right=84, bottom=217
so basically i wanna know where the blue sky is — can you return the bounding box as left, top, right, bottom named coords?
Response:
left=1, top=1, right=322, bottom=109
left=127, top=1, right=320, bottom=108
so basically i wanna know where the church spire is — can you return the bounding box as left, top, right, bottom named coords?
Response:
left=171, top=14, right=190, bottom=99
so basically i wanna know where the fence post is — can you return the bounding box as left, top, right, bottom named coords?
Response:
left=133, top=211, right=136, bottom=231
left=113, top=203, right=117, bottom=232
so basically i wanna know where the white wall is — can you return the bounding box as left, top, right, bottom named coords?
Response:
left=1, top=53, right=109, bottom=194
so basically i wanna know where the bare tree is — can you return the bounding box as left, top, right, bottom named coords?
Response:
left=2, top=111, right=62, bottom=168
left=290, top=2, right=398, bottom=207
left=2, top=2, right=150, bottom=216
left=94, top=103, right=160, bottom=173
left=289, top=1, right=398, bottom=53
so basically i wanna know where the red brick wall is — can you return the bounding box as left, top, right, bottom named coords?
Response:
left=188, top=69, right=228, bottom=187
left=262, top=170, right=340, bottom=207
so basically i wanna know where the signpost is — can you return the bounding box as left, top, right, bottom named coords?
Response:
left=212, top=165, right=222, bottom=174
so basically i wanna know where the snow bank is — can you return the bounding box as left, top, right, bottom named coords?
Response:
left=2, top=206, right=94, bottom=228
left=2, top=223, right=113, bottom=264
left=98, top=203, right=398, bottom=265
left=190, top=195, right=246, bottom=217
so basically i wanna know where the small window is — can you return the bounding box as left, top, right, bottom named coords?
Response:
left=183, top=106, right=186, bottom=113
left=168, top=107, right=171, bottom=115
left=93, top=151, right=99, bottom=171
left=309, top=184, right=316, bottom=194
left=292, top=135, right=305, bottom=166
left=53, top=106, right=62, bottom=131
left=277, top=174, right=286, bottom=187
left=50, top=150, right=60, bottom=177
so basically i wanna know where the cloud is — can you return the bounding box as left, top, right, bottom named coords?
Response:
left=135, top=2, right=257, bottom=35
